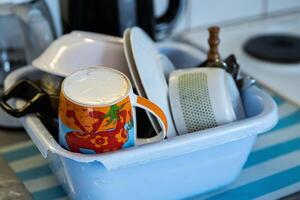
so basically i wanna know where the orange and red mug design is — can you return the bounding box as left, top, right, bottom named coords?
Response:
left=58, top=68, right=168, bottom=154
left=59, top=94, right=135, bottom=153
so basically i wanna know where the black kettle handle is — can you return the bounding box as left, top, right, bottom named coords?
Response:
left=137, top=0, right=184, bottom=40
left=155, top=0, right=182, bottom=25
left=0, top=80, right=52, bottom=118
left=155, top=0, right=184, bottom=39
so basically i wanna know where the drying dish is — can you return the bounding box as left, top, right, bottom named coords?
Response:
left=124, top=27, right=177, bottom=136
left=5, top=68, right=277, bottom=200
left=169, top=68, right=245, bottom=135
left=32, top=31, right=130, bottom=78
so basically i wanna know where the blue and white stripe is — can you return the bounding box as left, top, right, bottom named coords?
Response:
left=0, top=91, right=300, bottom=200
left=0, top=141, right=67, bottom=200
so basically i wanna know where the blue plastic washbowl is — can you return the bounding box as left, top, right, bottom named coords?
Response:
left=4, top=43, right=277, bottom=200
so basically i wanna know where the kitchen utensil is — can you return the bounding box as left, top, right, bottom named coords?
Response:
left=32, top=31, right=130, bottom=79
left=224, top=54, right=240, bottom=81
left=0, top=77, right=59, bottom=138
left=169, top=68, right=245, bottom=135
left=123, top=27, right=177, bottom=137
left=0, top=79, right=54, bottom=117
left=0, top=0, right=55, bottom=128
left=59, top=67, right=167, bottom=154
left=204, top=26, right=227, bottom=69
left=60, top=0, right=185, bottom=40
left=4, top=51, right=278, bottom=200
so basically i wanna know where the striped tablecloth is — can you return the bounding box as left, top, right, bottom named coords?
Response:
left=0, top=91, right=299, bottom=200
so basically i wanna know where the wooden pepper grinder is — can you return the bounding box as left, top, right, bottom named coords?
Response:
left=206, top=26, right=227, bottom=69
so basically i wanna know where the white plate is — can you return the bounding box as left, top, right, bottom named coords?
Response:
left=123, top=29, right=147, bottom=98
left=123, top=27, right=177, bottom=137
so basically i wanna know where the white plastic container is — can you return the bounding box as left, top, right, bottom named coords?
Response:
left=4, top=46, right=277, bottom=200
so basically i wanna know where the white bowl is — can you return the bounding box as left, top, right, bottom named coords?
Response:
left=32, top=31, right=130, bottom=78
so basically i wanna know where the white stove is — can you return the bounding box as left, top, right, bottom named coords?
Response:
left=181, top=11, right=300, bottom=106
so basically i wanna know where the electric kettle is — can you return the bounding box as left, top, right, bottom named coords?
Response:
left=0, top=0, right=55, bottom=127
left=61, top=0, right=185, bottom=40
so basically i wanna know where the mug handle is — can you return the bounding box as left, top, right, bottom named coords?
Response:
left=130, top=94, right=168, bottom=145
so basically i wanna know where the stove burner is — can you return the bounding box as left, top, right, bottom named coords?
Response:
left=243, top=34, right=300, bottom=63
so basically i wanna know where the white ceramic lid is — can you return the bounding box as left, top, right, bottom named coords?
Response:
left=123, top=27, right=177, bottom=137
left=32, top=31, right=130, bottom=78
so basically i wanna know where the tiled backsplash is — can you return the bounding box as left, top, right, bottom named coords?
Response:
left=172, top=0, right=300, bottom=34
left=267, top=0, right=300, bottom=13
left=46, top=0, right=300, bottom=37
left=189, top=0, right=263, bottom=28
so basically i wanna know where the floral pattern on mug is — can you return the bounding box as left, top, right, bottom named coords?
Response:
left=90, top=135, right=109, bottom=148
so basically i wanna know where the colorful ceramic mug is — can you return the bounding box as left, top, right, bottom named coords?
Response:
left=59, top=67, right=168, bottom=154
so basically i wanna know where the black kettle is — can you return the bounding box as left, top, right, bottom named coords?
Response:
left=60, top=0, right=184, bottom=40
